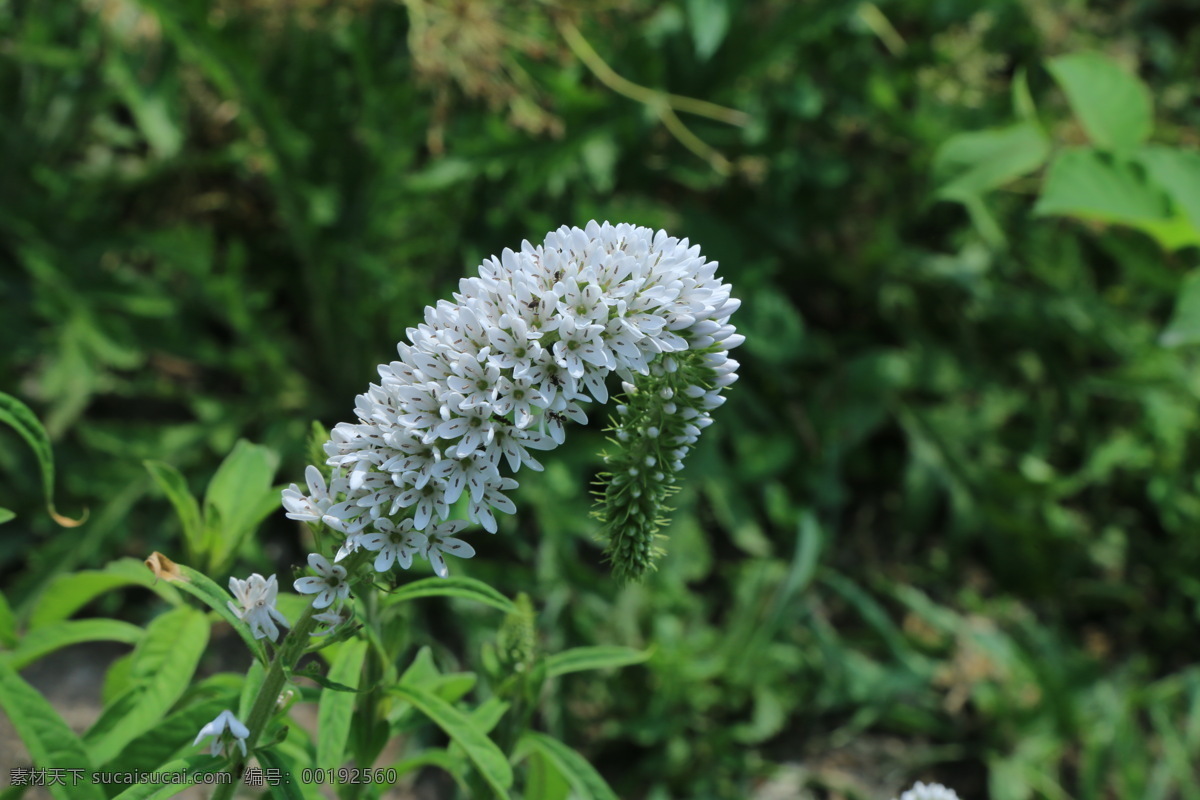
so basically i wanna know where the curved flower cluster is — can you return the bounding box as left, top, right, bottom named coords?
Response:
left=284, top=221, right=741, bottom=597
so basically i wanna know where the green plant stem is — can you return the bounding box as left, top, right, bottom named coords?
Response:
left=212, top=549, right=371, bottom=799
left=211, top=602, right=318, bottom=800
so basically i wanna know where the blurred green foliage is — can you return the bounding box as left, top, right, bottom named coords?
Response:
left=3, top=0, right=1200, bottom=797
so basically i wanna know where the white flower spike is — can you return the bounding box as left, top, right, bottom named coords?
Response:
left=227, top=573, right=290, bottom=641
left=293, top=553, right=351, bottom=609
left=282, top=221, right=740, bottom=581
left=193, top=709, right=249, bottom=758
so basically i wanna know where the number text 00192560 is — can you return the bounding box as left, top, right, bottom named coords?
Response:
left=299, top=768, right=399, bottom=785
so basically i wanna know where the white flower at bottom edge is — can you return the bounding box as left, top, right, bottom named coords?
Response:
left=193, top=709, right=249, bottom=758
left=896, top=782, right=961, bottom=800
left=227, top=573, right=289, bottom=641
left=293, top=553, right=351, bottom=609
left=422, top=520, right=475, bottom=578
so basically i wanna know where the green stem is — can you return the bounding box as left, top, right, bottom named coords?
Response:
left=212, top=602, right=319, bottom=800
left=212, top=550, right=372, bottom=799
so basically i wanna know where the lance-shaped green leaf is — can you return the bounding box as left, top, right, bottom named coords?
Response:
left=0, top=660, right=106, bottom=800
left=0, top=508, right=14, bottom=525
left=517, top=731, right=619, bottom=800
left=317, top=639, right=367, bottom=769
left=392, top=683, right=513, bottom=796
left=381, top=577, right=516, bottom=614
left=543, top=646, right=651, bottom=678
left=0, top=391, right=85, bottom=526
left=0, top=590, right=16, bottom=648
left=203, top=440, right=280, bottom=569
left=30, top=558, right=183, bottom=630
left=144, top=460, right=204, bottom=560
left=83, top=606, right=210, bottom=765
left=4, top=619, right=144, bottom=670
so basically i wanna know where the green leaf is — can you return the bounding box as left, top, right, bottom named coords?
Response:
left=4, top=619, right=144, bottom=670
left=392, top=683, right=513, bottom=796
left=382, top=577, right=516, bottom=615
left=1034, top=148, right=1200, bottom=249
left=83, top=607, right=210, bottom=765
left=0, top=660, right=105, bottom=800
left=517, top=731, right=619, bottom=800
left=317, top=639, right=367, bottom=769
left=202, top=439, right=280, bottom=568
left=1047, top=52, right=1152, bottom=153
left=108, top=755, right=234, bottom=800
left=0, top=391, right=85, bottom=526
left=933, top=122, right=1050, bottom=201
left=30, top=559, right=183, bottom=630
left=144, top=460, right=204, bottom=559
left=1160, top=270, right=1200, bottom=347
left=1139, top=146, right=1200, bottom=233
left=544, top=646, right=651, bottom=678
left=1012, top=66, right=1038, bottom=122
left=524, top=748, right=572, bottom=800
left=0, top=508, right=14, bottom=525
left=239, top=659, right=267, bottom=719
left=0, top=590, right=16, bottom=648
left=686, top=0, right=730, bottom=61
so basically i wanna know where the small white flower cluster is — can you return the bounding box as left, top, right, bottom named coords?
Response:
left=227, top=573, right=289, bottom=641
left=284, top=221, right=740, bottom=602
left=895, top=782, right=961, bottom=800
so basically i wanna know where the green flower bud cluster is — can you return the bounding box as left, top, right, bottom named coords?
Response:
left=593, top=347, right=731, bottom=581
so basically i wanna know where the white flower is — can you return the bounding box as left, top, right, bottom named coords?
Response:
left=360, top=517, right=427, bottom=572
left=334, top=532, right=368, bottom=563
left=433, top=451, right=500, bottom=504
left=311, top=605, right=353, bottom=637
left=193, top=709, right=249, bottom=758
left=286, top=221, right=741, bottom=554
left=281, top=465, right=363, bottom=533
left=446, top=353, right=502, bottom=410
left=281, top=465, right=334, bottom=523
left=896, top=782, right=961, bottom=800
left=422, top=520, right=475, bottom=578
left=293, top=553, right=351, bottom=609
left=467, top=475, right=518, bottom=534
left=227, top=573, right=289, bottom=641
